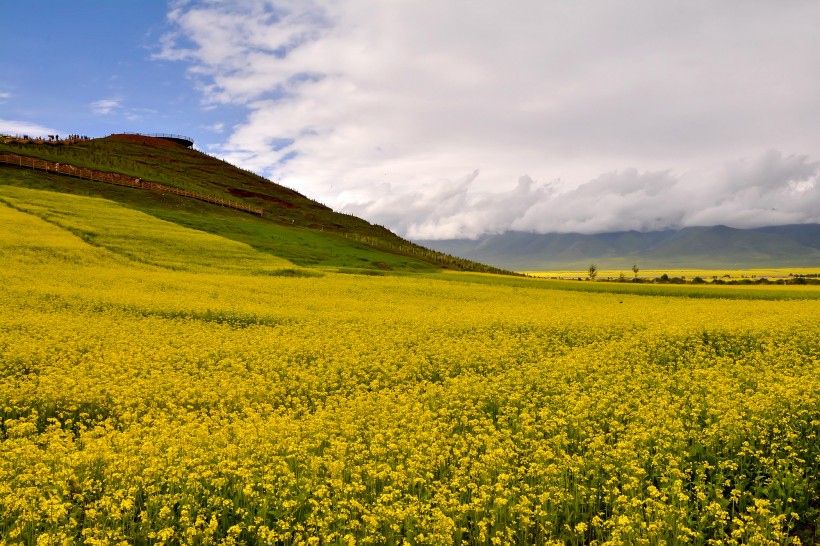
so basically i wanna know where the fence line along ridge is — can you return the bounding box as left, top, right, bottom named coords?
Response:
left=118, top=133, right=194, bottom=148
left=0, top=152, right=263, bottom=216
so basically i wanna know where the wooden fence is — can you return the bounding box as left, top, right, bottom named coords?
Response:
left=0, top=152, right=263, bottom=216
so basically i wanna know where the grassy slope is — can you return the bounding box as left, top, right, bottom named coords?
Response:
left=0, top=136, right=510, bottom=273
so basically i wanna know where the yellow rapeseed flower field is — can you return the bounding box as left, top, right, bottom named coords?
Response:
left=1, top=187, right=818, bottom=545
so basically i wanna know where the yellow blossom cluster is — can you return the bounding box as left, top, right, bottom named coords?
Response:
left=1, top=187, right=818, bottom=545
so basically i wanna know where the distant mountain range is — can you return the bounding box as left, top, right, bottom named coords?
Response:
left=415, top=224, right=820, bottom=270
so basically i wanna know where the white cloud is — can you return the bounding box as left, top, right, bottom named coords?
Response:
left=90, top=98, right=122, bottom=115
left=342, top=173, right=552, bottom=240
left=681, top=151, right=820, bottom=229
left=0, top=119, right=60, bottom=138
left=340, top=151, right=820, bottom=237
left=159, top=1, right=820, bottom=237
left=0, top=92, right=10, bottom=102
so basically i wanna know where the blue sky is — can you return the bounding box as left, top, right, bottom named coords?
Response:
left=0, top=1, right=234, bottom=144
left=2, top=1, right=819, bottom=238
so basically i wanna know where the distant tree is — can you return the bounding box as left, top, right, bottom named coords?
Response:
left=587, top=264, right=598, bottom=280
left=632, top=264, right=639, bottom=278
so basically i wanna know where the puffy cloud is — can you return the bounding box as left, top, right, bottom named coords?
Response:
left=684, top=151, right=820, bottom=228
left=158, top=1, right=820, bottom=238
left=342, top=173, right=551, bottom=240
left=511, top=169, right=687, bottom=234
left=343, top=150, right=820, bottom=238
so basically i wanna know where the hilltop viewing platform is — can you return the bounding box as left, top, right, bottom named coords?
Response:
left=117, top=132, right=194, bottom=148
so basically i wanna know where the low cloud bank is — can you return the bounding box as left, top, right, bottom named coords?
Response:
left=342, top=150, right=820, bottom=239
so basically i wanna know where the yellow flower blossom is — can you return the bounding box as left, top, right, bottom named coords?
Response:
left=1, top=186, right=818, bottom=544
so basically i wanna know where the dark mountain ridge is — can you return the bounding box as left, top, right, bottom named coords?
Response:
left=416, top=224, right=820, bottom=270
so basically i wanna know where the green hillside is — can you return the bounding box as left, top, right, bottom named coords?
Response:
left=0, top=134, right=509, bottom=274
